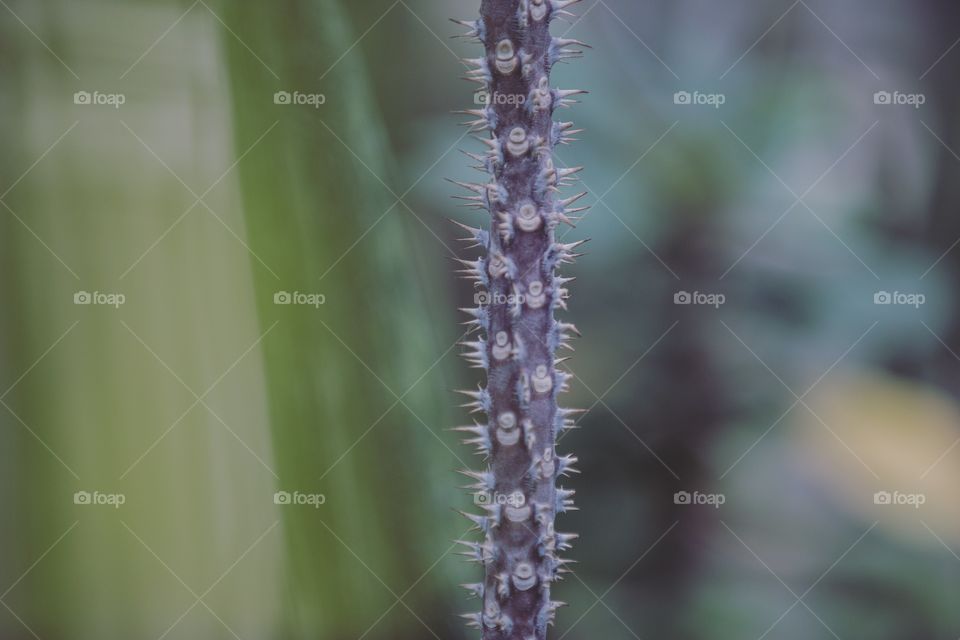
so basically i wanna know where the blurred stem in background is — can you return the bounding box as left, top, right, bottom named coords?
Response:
left=629, top=143, right=737, bottom=639
left=220, top=1, right=461, bottom=637
left=649, top=214, right=731, bottom=636
left=919, top=0, right=960, bottom=394
left=0, top=8, right=46, bottom=634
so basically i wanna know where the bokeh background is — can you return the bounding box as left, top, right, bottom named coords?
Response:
left=2, top=0, right=960, bottom=638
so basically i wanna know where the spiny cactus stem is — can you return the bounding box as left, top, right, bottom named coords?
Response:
left=452, top=1, right=586, bottom=638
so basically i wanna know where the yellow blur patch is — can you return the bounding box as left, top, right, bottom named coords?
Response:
left=795, top=370, right=960, bottom=546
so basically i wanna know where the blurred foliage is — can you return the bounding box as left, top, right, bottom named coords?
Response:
left=220, top=1, right=461, bottom=637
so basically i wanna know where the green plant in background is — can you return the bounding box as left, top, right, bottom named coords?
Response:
left=452, top=1, right=586, bottom=637
left=2, top=3, right=283, bottom=637
left=222, top=1, right=460, bottom=637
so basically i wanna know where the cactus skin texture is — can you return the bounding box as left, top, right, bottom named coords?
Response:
left=452, top=1, right=586, bottom=638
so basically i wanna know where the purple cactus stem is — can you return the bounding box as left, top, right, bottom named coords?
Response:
left=451, top=1, right=587, bottom=638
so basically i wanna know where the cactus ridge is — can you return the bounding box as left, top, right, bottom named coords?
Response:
left=451, top=1, right=586, bottom=638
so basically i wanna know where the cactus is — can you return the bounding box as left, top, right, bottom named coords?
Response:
left=451, top=1, right=586, bottom=638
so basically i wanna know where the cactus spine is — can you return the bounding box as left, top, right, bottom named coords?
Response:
left=452, top=1, right=586, bottom=638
